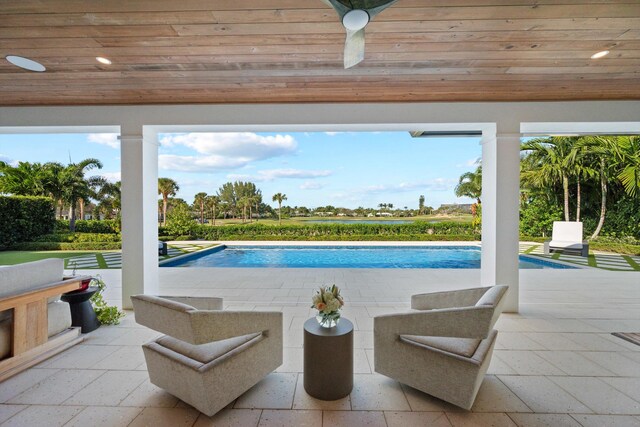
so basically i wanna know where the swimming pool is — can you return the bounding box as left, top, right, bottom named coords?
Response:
left=162, top=245, right=575, bottom=269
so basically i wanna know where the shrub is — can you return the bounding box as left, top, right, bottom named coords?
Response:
left=34, top=233, right=121, bottom=243
left=0, top=196, right=55, bottom=250
left=11, top=242, right=121, bottom=251
left=191, top=221, right=478, bottom=240
left=55, top=219, right=120, bottom=234
left=166, top=205, right=198, bottom=237
left=520, top=198, right=563, bottom=238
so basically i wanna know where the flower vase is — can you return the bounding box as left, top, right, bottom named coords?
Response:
left=316, top=311, right=340, bottom=328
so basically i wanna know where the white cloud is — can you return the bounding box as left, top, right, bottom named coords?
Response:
left=158, top=132, right=297, bottom=172
left=300, top=181, right=323, bottom=190
left=99, top=172, right=121, bottom=182
left=87, top=133, right=119, bottom=149
left=360, top=178, right=454, bottom=194
left=0, top=154, right=15, bottom=165
left=227, top=168, right=332, bottom=182
left=159, top=154, right=249, bottom=172
left=324, top=132, right=342, bottom=136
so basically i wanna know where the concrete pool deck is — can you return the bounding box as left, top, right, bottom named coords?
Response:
left=0, top=265, right=638, bottom=426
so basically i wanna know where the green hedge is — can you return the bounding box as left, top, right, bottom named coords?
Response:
left=11, top=241, right=121, bottom=251
left=0, top=196, right=55, bottom=250
left=191, top=221, right=478, bottom=240
left=54, top=219, right=120, bottom=234
left=34, top=233, right=121, bottom=243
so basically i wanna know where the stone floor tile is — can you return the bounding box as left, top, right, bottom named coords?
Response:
left=65, top=370, right=147, bottom=406
left=354, top=349, right=372, bottom=374
left=234, top=373, right=297, bottom=409
left=601, top=377, right=640, bottom=403
left=350, top=374, right=410, bottom=411
left=496, top=333, right=546, bottom=350
left=534, top=351, right=615, bottom=376
left=92, top=345, right=146, bottom=370
left=550, top=377, right=640, bottom=414
left=106, top=328, right=161, bottom=346
left=446, top=412, right=517, bottom=427
left=0, top=368, right=59, bottom=402
left=570, top=414, right=640, bottom=427
left=495, top=351, right=566, bottom=375
left=0, top=405, right=26, bottom=424
left=128, top=407, right=200, bottom=427
left=292, top=374, right=350, bottom=410
left=497, top=376, right=591, bottom=414
left=120, top=379, right=180, bottom=408
left=487, top=354, right=518, bottom=375
left=562, top=333, right=630, bottom=352
left=0, top=405, right=83, bottom=427
left=258, top=409, right=322, bottom=427
left=470, top=376, right=531, bottom=413
left=580, top=351, right=640, bottom=376
left=7, top=369, right=105, bottom=405
left=508, top=413, right=582, bottom=427
left=384, top=411, right=452, bottom=427
left=194, top=408, right=262, bottom=427
left=523, top=333, right=586, bottom=351
left=401, top=384, right=462, bottom=412
left=65, top=406, right=142, bottom=427
left=81, top=326, right=130, bottom=345
left=40, top=345, right=120, bottom=369
left=276, top=347, right=303, bottom=373
left=322, top=410, right=387, bottom=427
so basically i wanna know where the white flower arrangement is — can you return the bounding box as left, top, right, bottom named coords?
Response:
left=312, top=284, right=344, bottom=327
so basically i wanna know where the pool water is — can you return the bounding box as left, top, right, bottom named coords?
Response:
left=162, top=245, right=575, bottom=269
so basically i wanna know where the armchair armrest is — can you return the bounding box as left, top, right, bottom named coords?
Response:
left=160, top=296, right=223, bottom=311
left=191, top=311, right=283, bottom=343
left=411, top=287, right=490, bottom=310
left=374, top=306, right=494, bottom=340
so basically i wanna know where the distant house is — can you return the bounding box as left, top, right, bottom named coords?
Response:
left=376, top=212, right=393, bottom=217
left=437, top=203, right=473, bottom=214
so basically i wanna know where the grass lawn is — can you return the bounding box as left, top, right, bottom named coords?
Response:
left=0, top=250, right=107, bottom=266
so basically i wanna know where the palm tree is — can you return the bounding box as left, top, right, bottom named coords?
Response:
left=95, top=180, right=121, bottom=219
left=615, top=136, right=640, bottom=198
left=158, top=177, right=179, bottom=226
left=454, top=164, right=482, bottom=204
left=42, top=162, right=67, bottom=218
left=193, top=192, right=207, bottom=224
left=206, top=195, right=220, bottom=225
left=0, top=161, right=46, bottom=196
left=60, top=158, right=103, bottom=231
left=520, top=137, right=574, bottom=221
left=272, top=193, right=287, bottom=225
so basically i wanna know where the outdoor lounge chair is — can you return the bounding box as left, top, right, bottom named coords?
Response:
left=544, top=221, right=589, bottom=257
left=374, top=285, right=508, bottom=410
left=131, top=295, right=282, bottom=416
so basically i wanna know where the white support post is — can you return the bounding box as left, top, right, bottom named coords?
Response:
left=481, top=132, right=521, bottom=312
left=120, top=130, right=159, bottom=309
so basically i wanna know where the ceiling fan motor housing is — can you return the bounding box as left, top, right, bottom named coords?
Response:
left=342, top=9, right=370, bottom=31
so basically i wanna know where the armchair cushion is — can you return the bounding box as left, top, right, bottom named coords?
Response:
left=156, top=332, right=262, bottom=365
left=401, top=335, right=481, bottom=358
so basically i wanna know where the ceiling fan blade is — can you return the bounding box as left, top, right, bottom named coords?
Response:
left=366, top=0, right=399, bottom=18
left=344, top=27, right=366, bottom=69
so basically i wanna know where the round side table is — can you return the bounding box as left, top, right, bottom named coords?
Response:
left=61, top=286, right=101, bottom=333
left=303, top=317, right=353, bottom=400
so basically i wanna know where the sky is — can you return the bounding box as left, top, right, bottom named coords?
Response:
left=0, top=131, right=481, bottom=210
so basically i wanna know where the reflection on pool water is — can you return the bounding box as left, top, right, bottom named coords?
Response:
left=162, top=245, right=575, bottom=269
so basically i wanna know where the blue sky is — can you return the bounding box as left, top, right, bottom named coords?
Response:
left=0, top=132, right=480, bottom=209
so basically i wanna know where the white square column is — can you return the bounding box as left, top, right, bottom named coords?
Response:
left=120, top=131, right=159, bottom=309
left=481, top=133, right=521, bottom=312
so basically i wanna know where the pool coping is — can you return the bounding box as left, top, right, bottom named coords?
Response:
left=160, top=240, right=580, bottom=269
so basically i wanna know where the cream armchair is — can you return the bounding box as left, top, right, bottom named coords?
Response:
left=374, top=285, right=508, bottom=410
left=131, top=295, right=282, bottom=416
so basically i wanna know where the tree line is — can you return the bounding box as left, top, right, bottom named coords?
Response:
left=454, top=136, right=640, bottom=239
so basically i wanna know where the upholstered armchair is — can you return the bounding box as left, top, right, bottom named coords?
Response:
left=131, top=295, right=283, bottom=416
left=374, top=285, right=508, bottom=410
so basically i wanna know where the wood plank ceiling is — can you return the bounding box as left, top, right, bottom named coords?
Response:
left=0, top=0, right=639, bottom=105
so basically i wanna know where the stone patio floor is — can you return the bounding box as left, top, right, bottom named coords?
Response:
left=0, top=266, right=639, bottom=426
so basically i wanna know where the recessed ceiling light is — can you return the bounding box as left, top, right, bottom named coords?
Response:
left=96, top=57, right=112, bottom=65
left=591, top=50, right=609, bottom=59
left=5, top=55, right=46, bottom=72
